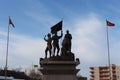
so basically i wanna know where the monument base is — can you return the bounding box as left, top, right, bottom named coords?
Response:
left=42, top=75, right=77, bottom=80
left=40, top=59, right=80, bottom=80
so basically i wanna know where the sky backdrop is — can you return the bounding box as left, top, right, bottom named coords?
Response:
left=0, top=0, right=120, bottom=79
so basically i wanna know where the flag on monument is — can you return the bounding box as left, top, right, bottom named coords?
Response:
left=51, top=20, right=62, bottom=34
left=9, top=17, right=15, bottom=27
left=106, top=20, right=115, bottom=27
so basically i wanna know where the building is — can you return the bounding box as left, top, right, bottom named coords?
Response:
left=0, top=69, right=31, bottom=80
left=90, top=64, right=120, bottom=80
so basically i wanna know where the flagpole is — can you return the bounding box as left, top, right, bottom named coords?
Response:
left=106, top=24, right=112, bottom=80
left=5, top=17, right=10, bottom=80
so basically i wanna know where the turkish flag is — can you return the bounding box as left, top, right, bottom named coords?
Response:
left=106, top=20, right=115, bottom=27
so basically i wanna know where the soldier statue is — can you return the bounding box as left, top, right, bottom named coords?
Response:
left=44, top=33, right=52, bottom=58
left=52, top=31, right=63, bottom=56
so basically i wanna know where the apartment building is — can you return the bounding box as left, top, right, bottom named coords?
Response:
left=90, top=64, right=120, bottom=80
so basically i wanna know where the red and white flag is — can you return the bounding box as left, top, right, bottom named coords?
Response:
left=9, top=17, right=15, bottom=27
left=106, top=20, right=115, bottom=27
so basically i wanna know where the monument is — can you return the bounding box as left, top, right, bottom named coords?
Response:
left=39, top=21, right=80, bottom=80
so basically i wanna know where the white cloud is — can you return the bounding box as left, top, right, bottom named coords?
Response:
left=69, top=13, right=104, bottom=63
left=0, top=31, right=46, bottom=69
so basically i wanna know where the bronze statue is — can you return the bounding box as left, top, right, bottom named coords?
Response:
left=43, top=30, right=74, bottom=61
left=63, top=30, right=72, bottom=52
left=52, top=31, right=63, bottom=56
left=44, top=33, right=52, bottom=58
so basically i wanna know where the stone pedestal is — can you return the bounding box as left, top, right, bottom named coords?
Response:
left=39, top=59, right=80, bottom=80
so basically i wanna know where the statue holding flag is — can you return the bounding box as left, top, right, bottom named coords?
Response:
left=51, top=20, right=63, bottom=56
left=52, top=31, right=63, bottom=56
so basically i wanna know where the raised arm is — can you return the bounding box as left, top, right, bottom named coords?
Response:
left=59, top=30, right=63, bottom=38
left=44, top=35, right=47, bottom=42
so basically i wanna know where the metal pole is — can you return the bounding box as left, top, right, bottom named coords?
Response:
left=5, top=17, right=10, bottom=80
left=106, top=25, right=112, bottom=80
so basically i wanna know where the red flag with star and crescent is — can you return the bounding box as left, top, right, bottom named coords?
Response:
left=106, top=20, right=115, bottom=27
left=9, top=17, right=15, bottom=27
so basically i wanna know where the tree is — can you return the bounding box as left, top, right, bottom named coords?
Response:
left=28, top=69, right=42, bottom=80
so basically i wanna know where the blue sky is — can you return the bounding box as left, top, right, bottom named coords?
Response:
left=0, top=0, right=120, bottom=79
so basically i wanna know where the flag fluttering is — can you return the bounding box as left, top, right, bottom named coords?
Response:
left=9, top=17, right=15, bottom=27
left=106, top=20, right=115, bottom=27
left=51, top=20, right=62, bottom=34
left=5, top=16, right=15, bottom=79
left=106, top=19, right=115, bottom=80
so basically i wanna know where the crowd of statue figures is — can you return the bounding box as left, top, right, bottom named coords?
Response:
left=44, top=30, right=72, bottom=59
